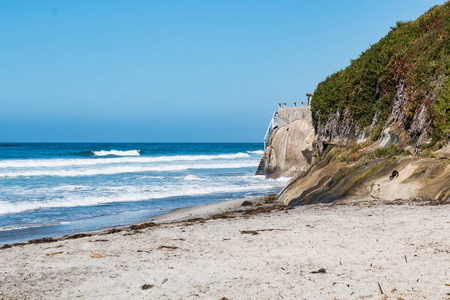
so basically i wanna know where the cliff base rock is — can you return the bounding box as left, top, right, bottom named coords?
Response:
left=278, top=146, right=450, bottom=205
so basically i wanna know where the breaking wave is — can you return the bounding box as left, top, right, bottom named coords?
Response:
left=183, top=175, right=205, bottom=181
left=0, top=153, right=251, bottom=169
left=0, top=161, right=258, bottom=178
left=247, top=150, right=264, bottom=155
left=93, top=150, right=140, bottom=157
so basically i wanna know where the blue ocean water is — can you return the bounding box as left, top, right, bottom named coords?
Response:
left=0, top=143, right=288, bottom=245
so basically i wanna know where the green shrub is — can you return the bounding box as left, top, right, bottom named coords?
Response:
left=418, top=149, right=436, bottom=158
left=312, top=2, right=450, bottom=145
left=374, top=144, right=399, bottom=157
left=371, top=121, right=385, bottom=141
left=402, top=149, right=412, bottom=156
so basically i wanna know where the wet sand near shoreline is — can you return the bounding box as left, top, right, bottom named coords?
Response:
left=1, top=196, right=449, bottom=299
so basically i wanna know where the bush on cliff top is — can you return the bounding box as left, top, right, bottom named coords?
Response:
left=311, top=2, right=450, bottom=143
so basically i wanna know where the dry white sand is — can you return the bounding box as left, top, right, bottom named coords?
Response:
left=1, top=201, right=449, bottom=299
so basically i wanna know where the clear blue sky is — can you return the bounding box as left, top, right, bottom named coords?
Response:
left=0, top=0, right=446, bottom=142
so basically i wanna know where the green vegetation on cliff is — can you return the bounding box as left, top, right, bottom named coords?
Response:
left=312, top=2, right=450, bottom=144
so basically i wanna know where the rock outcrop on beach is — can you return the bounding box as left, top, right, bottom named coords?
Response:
left=266, top=2, right=450, bottom=205
left=263, top=118, right=315, bottom=178
left=278, top=143, right=450, bottom=205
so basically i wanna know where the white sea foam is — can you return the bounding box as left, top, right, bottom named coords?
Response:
left=0, top=161, right=259, bottom=178
left=0, top=153, right=251, bottom=169
left=93, top=149, right=140, bottom=156
left=275, top=176, right=292, bottom=182
left=0, top=224, right=49, bottom=231
left=183, top=175, right=204, bottom=181
left=0, top=182, right=283, bottom=215
left=247, top=150, right=264, bottom=155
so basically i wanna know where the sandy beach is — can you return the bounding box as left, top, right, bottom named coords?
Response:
left=1, top=197, right=449, bottom=299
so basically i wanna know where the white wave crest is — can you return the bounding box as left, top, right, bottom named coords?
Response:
left=247, top=150, right=264, bottom=155
left=0, top=182, right=283, bottom=215
left=0, top=161, right=259, bottom=178
left=0, top=153, right=251, bottom=169
left=274, top=176, right=291, bottom=182
left=183, top=175, right=204, bottom=181
left=93, top=150, right=140, bottom=156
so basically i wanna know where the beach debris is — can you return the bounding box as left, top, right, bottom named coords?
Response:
left=158, top=246, right=179, bottom=250
left=137, top=249, right=152, bottom=253
left=212, top=211, right=236, bottom=220
left=46, top=251, right=64, bottom=256
left=243, top=207, right=274, bottom=215
left=378, top=282, right=384, bottom=294
left=240, top=230, right=259, bottom=235
left=241, top=200, right=253, bottom=206
left=92, top=239, right=109, bottom=242
left=264, top=194, right=277, bottom=204
left=446, top=283, right=450, bottom=286
left=129, top=222, right=157, bottom=231
left=161, top=277, right=168, bottom=285
left=404, top=255, right=407, bottom=263
left=311, top=268, right=326, bottom=274
left=389, top=170, right=399, bottom=180
left=29, top=237, right=57, bottom=244
left=91, top=253, right=103, bottom=258
left=105, top=228, right=122, bottom=234
left=141, top=284, right=155, bottom=290
left=185, top=218, right=205, bottom=223
left=240, top=228, right=292, bottom=235
left=66, top=233, right=92, bottom=240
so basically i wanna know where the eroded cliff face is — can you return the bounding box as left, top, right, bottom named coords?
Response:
left=315, top=79, right=435, bottom=155
left=311, top=3, right=450, bottom=153
left=263, top=119, right=315, bottom=178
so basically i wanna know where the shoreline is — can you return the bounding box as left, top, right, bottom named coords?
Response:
left=1, top=197, right=449, bottom=299
left=0, top=193, right=281, bottom=249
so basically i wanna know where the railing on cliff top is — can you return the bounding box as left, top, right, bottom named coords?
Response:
left=278, top=101, right=309, bottom=108
left=264, top=111, right=278, bottom=150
